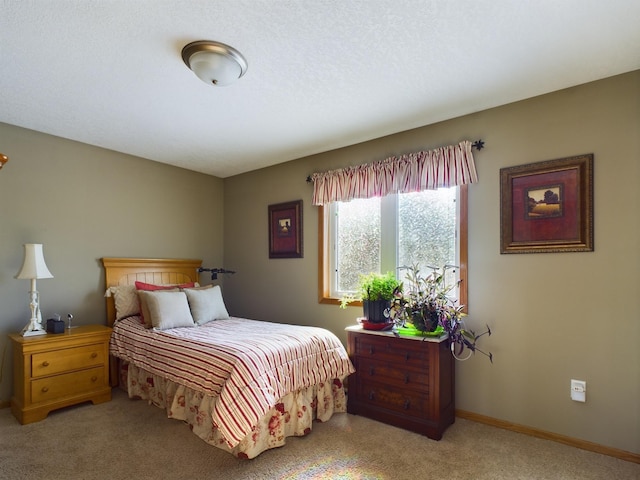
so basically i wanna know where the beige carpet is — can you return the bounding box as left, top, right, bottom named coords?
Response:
left=1, top=389, right=638, bottom=480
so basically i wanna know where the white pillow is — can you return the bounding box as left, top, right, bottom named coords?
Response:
left=138, top=287, right=180, bottom=328
left=184, top=285, right=230, bottom=325
left=138, top=290, right=195, bottom=330
left=106, top=285, right=140, bottom=320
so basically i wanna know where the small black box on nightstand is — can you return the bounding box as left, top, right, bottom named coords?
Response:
left=46, top=319, right=65, bottom=334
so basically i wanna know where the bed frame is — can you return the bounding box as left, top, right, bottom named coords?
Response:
left=102, top=257, right=202, bottom=328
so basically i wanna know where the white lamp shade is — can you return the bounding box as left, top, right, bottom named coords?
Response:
left=16, top=244, right=53, bottom=279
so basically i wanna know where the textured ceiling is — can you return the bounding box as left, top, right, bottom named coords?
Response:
left=2, top=1, right=639, bottom=178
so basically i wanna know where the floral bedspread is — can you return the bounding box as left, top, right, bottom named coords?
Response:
left=121, top=362, right=348, bottom=458
left=110, top=317, right=355, bottom=448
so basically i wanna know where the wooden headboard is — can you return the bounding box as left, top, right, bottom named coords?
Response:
left=102, top=257, right=202, bottom=327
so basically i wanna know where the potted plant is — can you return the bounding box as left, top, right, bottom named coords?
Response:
left=341, top=271, right=402, bottom=324
left=389, top=265, right=493, bottom=362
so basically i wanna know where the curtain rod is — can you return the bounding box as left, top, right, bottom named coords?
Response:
left=306, top=139, right=484, bottom=183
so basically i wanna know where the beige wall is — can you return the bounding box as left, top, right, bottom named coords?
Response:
left=0, top=123, right=224, bottom=403
left=0, top=71, right=637, bottom=455
left=223, top=71, right=640, bottom=454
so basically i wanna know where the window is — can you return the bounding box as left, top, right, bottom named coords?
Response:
left=319, top=185, right=468, bottom=310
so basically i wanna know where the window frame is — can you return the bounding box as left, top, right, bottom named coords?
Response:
left=317, top=184, right=468, bottom=313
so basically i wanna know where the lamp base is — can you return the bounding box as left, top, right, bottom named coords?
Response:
left=21, top=325, right=47, bottom=337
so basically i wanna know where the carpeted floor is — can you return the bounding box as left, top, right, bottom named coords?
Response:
left=1, top=388, right=638, bottom=480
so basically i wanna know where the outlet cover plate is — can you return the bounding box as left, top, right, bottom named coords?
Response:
left=571, top=379, right=586, bottom=402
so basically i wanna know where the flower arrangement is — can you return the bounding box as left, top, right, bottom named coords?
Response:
left=389, top=264, right=493, bottom=362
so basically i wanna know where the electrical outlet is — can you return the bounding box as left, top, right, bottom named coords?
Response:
left=571, top=379, right=586, bottom=402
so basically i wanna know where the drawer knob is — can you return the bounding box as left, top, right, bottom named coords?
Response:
left=369, top=346, right=375, bottom=355
left=368, top=391, right=375, bottom=401
left=42, top=361, right=50, bottom=367
left=404, top=399, right=411, bottom=410
left=91, top=376, right=98, bottom=382
left=41, top=387, right=49, bottom=393
left=90, top=352, right=98, bottom=359
left=405, top=352, right=410, bottom=361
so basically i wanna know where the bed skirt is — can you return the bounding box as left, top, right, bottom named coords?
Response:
left=118, top=361, right=348, bottom=459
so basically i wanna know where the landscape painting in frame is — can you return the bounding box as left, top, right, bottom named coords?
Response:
left=268, top=200, right=303, bottom=258
left=500, top=154, right=593, bottom=254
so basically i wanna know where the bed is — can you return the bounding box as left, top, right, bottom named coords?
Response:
left=102, top=257, right=355, bottom=459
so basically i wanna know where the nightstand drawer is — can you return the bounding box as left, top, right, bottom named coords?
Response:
left=31, top=367, right=105, bottom=403
left=352, top=334, right=427, bottom=366
left=32, top=344, right=105, bottom=378
left=356, top=357, right=430, bottom=393
left=355, top=382, right=428, bottom=418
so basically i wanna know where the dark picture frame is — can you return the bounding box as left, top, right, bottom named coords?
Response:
left=268, top=200, right=303, bottom=258
left=500, top=154, right=593, bottom=254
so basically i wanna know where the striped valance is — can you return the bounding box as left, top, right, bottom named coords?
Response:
left=310, top=140, right=478, bottom=205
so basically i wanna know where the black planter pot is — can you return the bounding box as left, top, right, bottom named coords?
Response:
left=363, top=300, right=391, bottom=323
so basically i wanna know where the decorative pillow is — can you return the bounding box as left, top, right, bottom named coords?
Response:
left=137, top=290, right=194, bottom=330
left=138, top=288, right=180, bottom=327
left=184, top=285, right=230, bottom=325
left=135, top=281, right=197, bottom=290
left=106, top=285, right=140, bottom=320
left=135, top=281, right=197, bottom=327
left=181, top=284, right=213, bottom=291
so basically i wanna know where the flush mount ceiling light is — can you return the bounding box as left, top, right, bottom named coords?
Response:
left=181, top=40, right=248, bottom=86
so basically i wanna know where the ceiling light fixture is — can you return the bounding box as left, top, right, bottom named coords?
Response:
left=181, top=40, right=248, bottom=86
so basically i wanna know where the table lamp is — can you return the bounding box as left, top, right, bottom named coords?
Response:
left=16, top=243, right=54, bottom=336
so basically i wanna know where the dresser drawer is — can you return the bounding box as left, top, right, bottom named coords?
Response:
left=31, top=367, right=106, bottom=403
left=32, top=344, right=105, bottom=378
left=354, top=381, right=428, bottom=418
left=356, top=357, right=430, bottom=393
left=352, top=333, right=428, bottom=367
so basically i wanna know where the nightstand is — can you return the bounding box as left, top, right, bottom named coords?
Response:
left=346, top=325, right=455, bottom=440
left=10, top=324, right=112, bottom=424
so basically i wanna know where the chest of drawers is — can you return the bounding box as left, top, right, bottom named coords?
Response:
left=346, top=326, right=455, bottom=440
left=10, top=325, right=112, bottom=424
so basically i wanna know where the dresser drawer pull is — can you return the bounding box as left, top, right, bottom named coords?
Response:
left=404, top=399, right=411, bottom=410
left=404, top=374, right=410, bottom=384
left=369, top=366, right=375, bottom=376
left=91, top=376, right=98, bottom=382
left=42, top=361, right=50, bottom=367
left=41, top=387, right=49, bottom=393
left=90, top=352, right=98, bottom=359
left=405, top=352, right=410, bottom=361
left=369, top=346, right=375, bottom=355
left=368, top=391, right=375, bottom=401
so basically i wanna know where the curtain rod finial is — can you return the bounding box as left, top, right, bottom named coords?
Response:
left=472, top=140, right=485, bottom=150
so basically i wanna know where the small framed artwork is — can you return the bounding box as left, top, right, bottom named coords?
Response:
left=500, top=154, right=593, bottom=254
left=268, top=200, right=303, bottom=258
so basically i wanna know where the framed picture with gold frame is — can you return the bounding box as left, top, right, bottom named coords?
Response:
left=500, top=154, right=593, bottom=254
left=268, top=200, right=303, bottom=258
